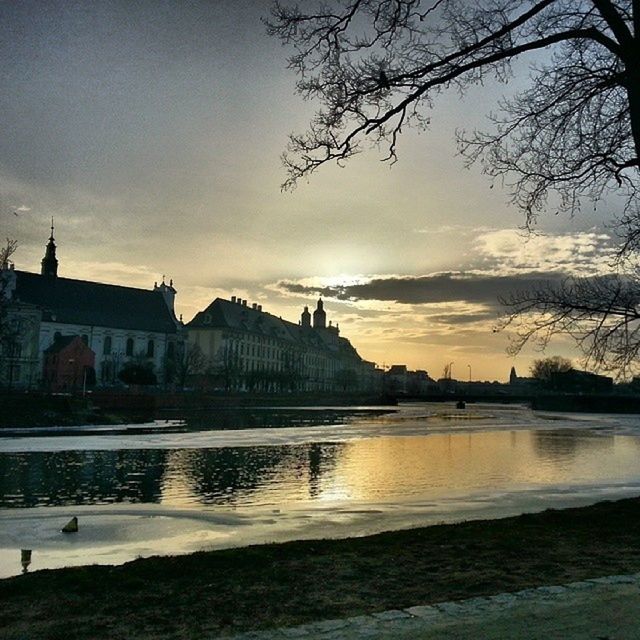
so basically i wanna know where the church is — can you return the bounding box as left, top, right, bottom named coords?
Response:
left=0, top=224, right=183, bottom=388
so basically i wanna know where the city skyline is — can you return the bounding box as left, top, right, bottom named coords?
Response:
left=0, top=0, right=622, bottom=380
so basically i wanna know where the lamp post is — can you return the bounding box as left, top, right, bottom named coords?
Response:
left=468, top=364, right=472, bottom=382
left=448, top=361, right=454, bottom=380
left=68, top=358, right=75, bottom=390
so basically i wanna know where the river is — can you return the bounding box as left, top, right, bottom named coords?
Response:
left=1, top=402, right=640, bottom=578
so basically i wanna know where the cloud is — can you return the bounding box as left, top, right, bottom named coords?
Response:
left=474, top=229, right=615, bottom=275
left=278, top=271, right=568, bottom=308
left=414, top=224, right=497, bottom=235
left=275, top=229, right=618, bottom=312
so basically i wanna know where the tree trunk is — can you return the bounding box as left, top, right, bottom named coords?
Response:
left=628, top=6, right=640, bottom=160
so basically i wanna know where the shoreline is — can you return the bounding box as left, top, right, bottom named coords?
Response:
left=0, top=391, right=396, bottom=429
left=2, top=496, right=640, bottom=639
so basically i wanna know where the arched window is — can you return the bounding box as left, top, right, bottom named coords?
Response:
left=147, top=339, right=155, bottom=358
left=126, top=338, right=134, bottom=356
left=103, top=336, right=112, bottom=356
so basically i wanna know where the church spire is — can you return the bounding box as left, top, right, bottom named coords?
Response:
left=41, top=218, right=58, bottom=278
left=312, top=297, right=326, bottom=329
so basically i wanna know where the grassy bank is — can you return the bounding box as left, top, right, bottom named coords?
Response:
left=2, top=497, right=640, bottom=639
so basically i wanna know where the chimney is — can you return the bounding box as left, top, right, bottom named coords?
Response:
left=257, top=305, right=262, bottom=312
left=242, top=299, right=247, bottom=306
left=252, top=303, right=257, bottom=310
left=231, top=295, right=236, bottom=303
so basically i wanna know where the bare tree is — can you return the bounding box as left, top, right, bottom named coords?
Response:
left=0, top=239, right=20, bottom=387
left=0, top=238, right=18, bottom=338
left=530, top=355, right=572, bottom=381
left=213, top=343, right=244, bottom=392
left=0, top=238, right=18, bottom=269
left=168, top=342, right=209, bottom=389
left=266, top=0, right=639, bottom=228
left=500, top=273, right=640, bottom=375
left=268, top=1, right=640, bottom=374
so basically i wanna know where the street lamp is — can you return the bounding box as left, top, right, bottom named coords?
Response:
left=448, top=361, right=454, bottom=380
left=468, top=364, right=472, bottom=382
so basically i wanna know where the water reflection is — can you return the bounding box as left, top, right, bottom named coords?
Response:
left=1, top=429, right=639, bottom=510
left=0, top=450, right=169, bottom=507
left=531, top=429, right=611, bottom=461
left=173, top=407, right=391, bottom=431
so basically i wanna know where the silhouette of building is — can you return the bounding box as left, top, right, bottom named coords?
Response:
left=385, top=365, right=435, bottom=395
left=187, top=296, right=376, bottom=392
left=549, top=368, right=613, bottom=393
left=508, top=365, right=536, bottom=389
left=1, top=224, right=182, bottom=387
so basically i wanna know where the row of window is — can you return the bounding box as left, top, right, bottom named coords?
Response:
left=101, top=336, right=159, bottom=358
left=52, top=332, right=163, bottom=359
left=223, top=338, right=336, bottom=368
left=102, top=336, right=155, bottom=357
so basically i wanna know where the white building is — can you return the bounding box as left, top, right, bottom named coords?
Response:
left=187, top=296, right=376, bottom=393
left=2, top=225, right=182, bottom=387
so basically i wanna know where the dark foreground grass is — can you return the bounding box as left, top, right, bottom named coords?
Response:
left=2, top=498, right=640, bottom=640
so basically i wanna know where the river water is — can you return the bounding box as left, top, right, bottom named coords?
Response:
left=1, top=402, right=640, bottom=578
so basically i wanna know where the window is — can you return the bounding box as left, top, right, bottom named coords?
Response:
left=103, top=336, right=112, bottom=356
left=126, top=338, right=134, bottom=356
left=147, top=339, right=155, bottom=358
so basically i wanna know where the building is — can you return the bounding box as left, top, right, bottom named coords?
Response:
left=187, top=296, right=375, bottom=392
left=0, top=291, right=41, bottom=389
left=43, top=335, right=96, bottom=391
left=1, top=224, right=183, bottom=388
left=549, top=368, right=614, bottom=394
left=384, top=365, right=435, bottom=395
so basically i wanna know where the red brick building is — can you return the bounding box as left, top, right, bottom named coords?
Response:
left=43, top=336, right=95, bottom=391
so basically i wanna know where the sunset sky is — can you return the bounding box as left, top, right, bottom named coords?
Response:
left=0, top=0, right=622, bottom=381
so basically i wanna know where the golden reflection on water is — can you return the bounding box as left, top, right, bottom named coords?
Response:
left=315, top=431, right=619, bottom=504
left=157, top=430, right=638, bottom=509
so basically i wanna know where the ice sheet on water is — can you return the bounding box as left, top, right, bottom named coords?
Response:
left=1, top=403, right=639, bottom=453
left=2, top=480, right=640, bottom=578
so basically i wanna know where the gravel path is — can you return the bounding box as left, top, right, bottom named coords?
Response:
left=223, top=573, right=640, bottom=639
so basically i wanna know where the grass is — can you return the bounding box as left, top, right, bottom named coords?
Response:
left=2, top=497, right=640, bottom=639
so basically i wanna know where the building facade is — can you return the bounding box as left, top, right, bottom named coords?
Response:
left=187, top=296, right=376, bottom=392
left=1, top=226, right=183, bottom=388
left=43, top=335, right=96, bottom=391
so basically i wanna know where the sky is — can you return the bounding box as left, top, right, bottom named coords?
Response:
left=0, top=0, right=623, bottom=381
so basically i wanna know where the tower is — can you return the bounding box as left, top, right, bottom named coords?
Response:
left=41, top=218, right=58, bottom=278
left=301, top=305, right=311, bottom=327
left=154, top=276, right=178, bottom=317
left=312, top=298, right=326, bottom=329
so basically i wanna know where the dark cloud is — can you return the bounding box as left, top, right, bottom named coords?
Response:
left=278, top=271, right=569, bottom=308
left=428, top=312, right=496, bottom=325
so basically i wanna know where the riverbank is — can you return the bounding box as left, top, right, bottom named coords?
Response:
left=0, top=391, right=395, bottom=428
left=2, top=497, right=640, bottom=639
